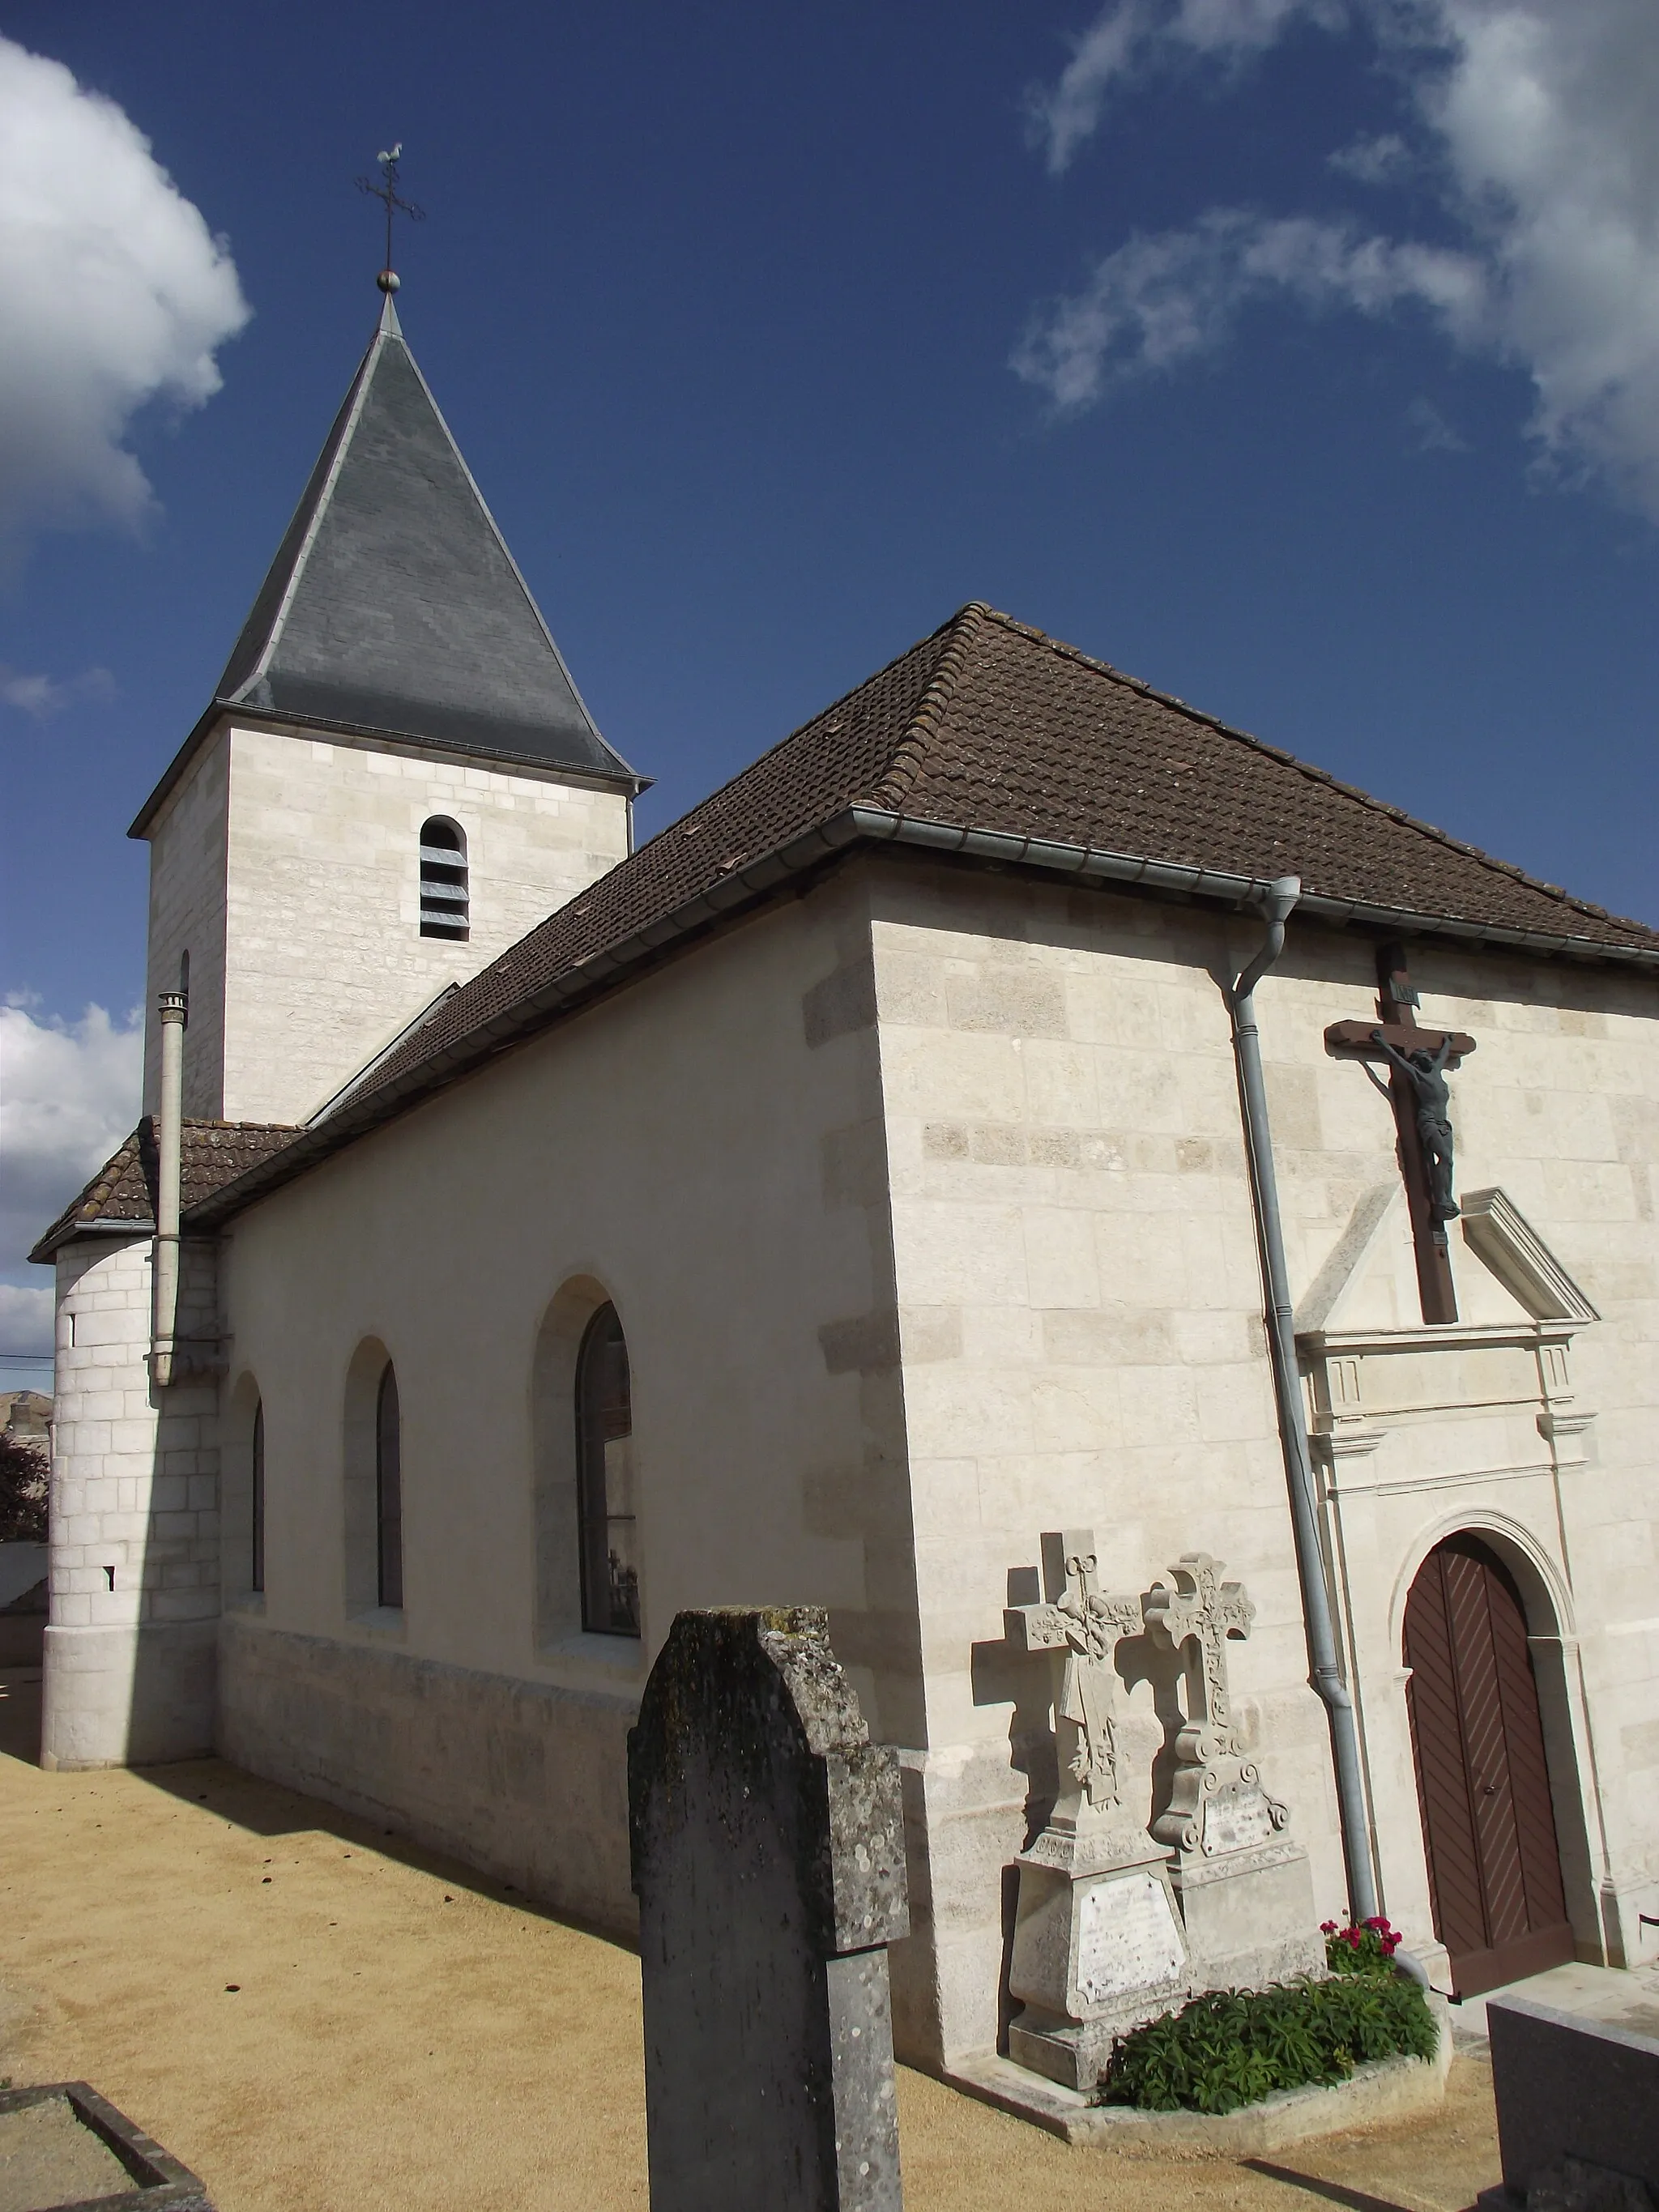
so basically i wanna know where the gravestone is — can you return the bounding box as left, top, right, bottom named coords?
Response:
left=1144, top=1554, right=1323, bottom=1989
left=1002, top=1529, right=1190, bottom=2091
left=629, top=1606, right=909, bottom=2212
left=1478, top=1997, right=1659, bottom=2212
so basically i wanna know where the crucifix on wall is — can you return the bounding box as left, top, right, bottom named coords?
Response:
left=1324, top=941, right=1477, bottom=1326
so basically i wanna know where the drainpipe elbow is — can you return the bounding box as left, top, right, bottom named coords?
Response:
left=1231, top=875, right=1302, bottom=1007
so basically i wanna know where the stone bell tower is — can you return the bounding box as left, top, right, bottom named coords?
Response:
left=37, top=277, right=646, bottom=1772
left=130, top=283, right=645, bottom=1132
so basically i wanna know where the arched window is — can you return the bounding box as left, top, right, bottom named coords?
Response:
left=251, top=1398, right=266, bottom=1595
left=575, top=1303, right=638, bottom=1636
left=376, top=1364, right=403, bottom=1609
left=419, top=817, right=469, bottom=940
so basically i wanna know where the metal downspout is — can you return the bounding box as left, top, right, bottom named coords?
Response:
left=1228, top=879, right=1384, bottom=1929
left=150, top=990, right=188, bottom=1391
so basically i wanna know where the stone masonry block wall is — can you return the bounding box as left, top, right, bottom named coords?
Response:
left=218, top=1617, right=638, bottom=1933
left=143, top=731, right=229, bottom=1119
left=215, top=871, right=924, bottom=1982
left=45, top=1235, right=222, bottom=1767
left=866, top=859, right=1658, bottom=2061
left=141, top=719, right=633, bottom=1130
left=220, top=724, right=633, bottom=1124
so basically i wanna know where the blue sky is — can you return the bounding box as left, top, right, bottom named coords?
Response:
left=2, top=0, right=1657, bottom=1379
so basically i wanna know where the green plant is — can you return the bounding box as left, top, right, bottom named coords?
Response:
left=1323, top=1914, right=1405, bottom=1976
left=1096, top=1972, right=1437, bottom=2114
left=0, top=1434, right=49, bottom=1543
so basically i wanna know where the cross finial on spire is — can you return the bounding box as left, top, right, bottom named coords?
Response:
left=356, top=143, right=424, bottom=296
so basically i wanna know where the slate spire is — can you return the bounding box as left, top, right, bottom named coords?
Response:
left=207, top=296, right=634, bottom=782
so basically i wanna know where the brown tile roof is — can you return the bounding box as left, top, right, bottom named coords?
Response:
left=190, top=603, right=1658, bottom=1229
left=30, top=1119, right=297, bottom=1261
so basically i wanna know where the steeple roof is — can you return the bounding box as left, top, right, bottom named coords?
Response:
left=133, top=295, right=639, bottom=835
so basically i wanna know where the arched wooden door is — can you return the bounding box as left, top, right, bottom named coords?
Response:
left=1403, top=1535, right=1575, bottom=1996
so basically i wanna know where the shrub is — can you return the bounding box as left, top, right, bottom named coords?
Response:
left=0, top=1434, right=49, bottom=1544
left=1096, top=1971, right=1437, bottom=2114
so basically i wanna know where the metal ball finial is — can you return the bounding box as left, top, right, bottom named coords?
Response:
left=377, top=268, right=401, bottom=294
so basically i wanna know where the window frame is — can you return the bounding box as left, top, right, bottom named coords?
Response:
left=375, top=1362, right=403, bottom=1611
left=418, top=816, right=470, bottom=942
left=574, top=1302, right=639, bottom=1639
left=250, top=1397, right=265, bottom=1595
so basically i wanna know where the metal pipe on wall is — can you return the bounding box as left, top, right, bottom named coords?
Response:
left=149, top=990, right=188, bottom=1391
left=1228, top=877, right=1384, bottom=1928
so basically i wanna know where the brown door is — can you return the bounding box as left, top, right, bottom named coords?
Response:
left=1403, top=1534, right=1575, bottom=1997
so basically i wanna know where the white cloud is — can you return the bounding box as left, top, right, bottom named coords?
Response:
left=1014, top=208, right=1485, bottom=411
left=1018, top=0, right=1659, bottom=518
left=1405, top=394, right=1470, bottom=450
left=1026, top=2, right=1154, bottom=175
left=0, top=1004, right=143, bottom=1338
left=0, top=34, right=249, bottom=559
left=1026, top=0, right=1342, bottom=173
left=0, top=664, right=117, bottom=717
left=0, top=1285, right=53, bottom=1359
left=1329, top=130, right=1414, bottom=184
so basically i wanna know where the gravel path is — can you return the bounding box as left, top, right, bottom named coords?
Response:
left=0, top=1667, right=1500, bottom=2212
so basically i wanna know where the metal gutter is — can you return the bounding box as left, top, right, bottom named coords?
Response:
left=846, top=810, right=1659, bottom=967
left=186, top=803, right=1659, bottom=1232
left=32, top=1215, right=156, bottom=1261
left=149, top=992, right=187, bottom=1389
left=1227, top=881, right=1381, bottom=1927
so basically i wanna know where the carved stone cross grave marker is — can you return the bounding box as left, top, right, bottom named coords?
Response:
left=1324, top=941, right=1478, bottom=1326
left=1001, top=1530, right=1189, bottom=2094
left=1143, top=1554, right=1322, bottom=1992
left=1003, top=1528, right=1143, bottom=1847
left=1145, top=1553, right=1284, bottom=1859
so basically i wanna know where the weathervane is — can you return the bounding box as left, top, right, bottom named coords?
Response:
left=356, top=143, right=424, bottom=294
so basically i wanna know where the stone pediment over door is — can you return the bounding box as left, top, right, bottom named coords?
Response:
left=1293, top=1185, right=1598, bottom=1486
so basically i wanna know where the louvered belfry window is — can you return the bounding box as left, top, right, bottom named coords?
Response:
left=419, top=817, right=469, bottom=940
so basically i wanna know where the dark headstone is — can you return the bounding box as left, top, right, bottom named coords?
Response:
left=1478, top=1997, right=1659, bottom=2212
left=629, top=1607, right=909, bottom=2212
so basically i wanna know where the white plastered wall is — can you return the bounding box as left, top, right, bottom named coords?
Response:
left=866, top=859, right=1659, bottom=2065
left=141, top=719, right=633, bottom=1127
left=44, top=1234, right=221, bottom=1768
left=211, top=864, right=922, bottom=1937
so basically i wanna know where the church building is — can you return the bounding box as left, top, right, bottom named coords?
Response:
left=32, top=283, right=1659, bottom=2087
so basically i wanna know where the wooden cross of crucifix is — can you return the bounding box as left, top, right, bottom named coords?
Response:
left=1141, top=1553, right=1254, bottom=1758
left=1324, top=941, right=1477, bottom=1326
left=1004, top=1529, right=1142, bottom=1821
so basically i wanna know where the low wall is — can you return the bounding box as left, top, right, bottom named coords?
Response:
left=217, top=1615, right=639, bottom=1937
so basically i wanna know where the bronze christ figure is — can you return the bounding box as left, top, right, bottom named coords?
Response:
left=1371, top=1027, right=1459, bottom=1221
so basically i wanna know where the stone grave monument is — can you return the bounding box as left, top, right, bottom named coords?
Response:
left=629, top=1605, right=910, bottom=2212
left=1001, top=1529, right=1191, bottom=2091
left=1478, top=1995, right=1659, bottom=2212
left=1144, top=1552, right=1323, bottom=1990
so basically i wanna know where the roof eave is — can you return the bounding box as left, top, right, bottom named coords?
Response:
left=28, top=1214, right=156, bottom=1266
left=129, top=699, right=650, bottom=838
left=183, top=804, right=1659, bottom=1236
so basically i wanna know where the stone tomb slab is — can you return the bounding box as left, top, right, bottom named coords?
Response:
left=0, top=2082, right=213, bottom=2212
left=1478, top=1997, right=1659, bottom=2212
